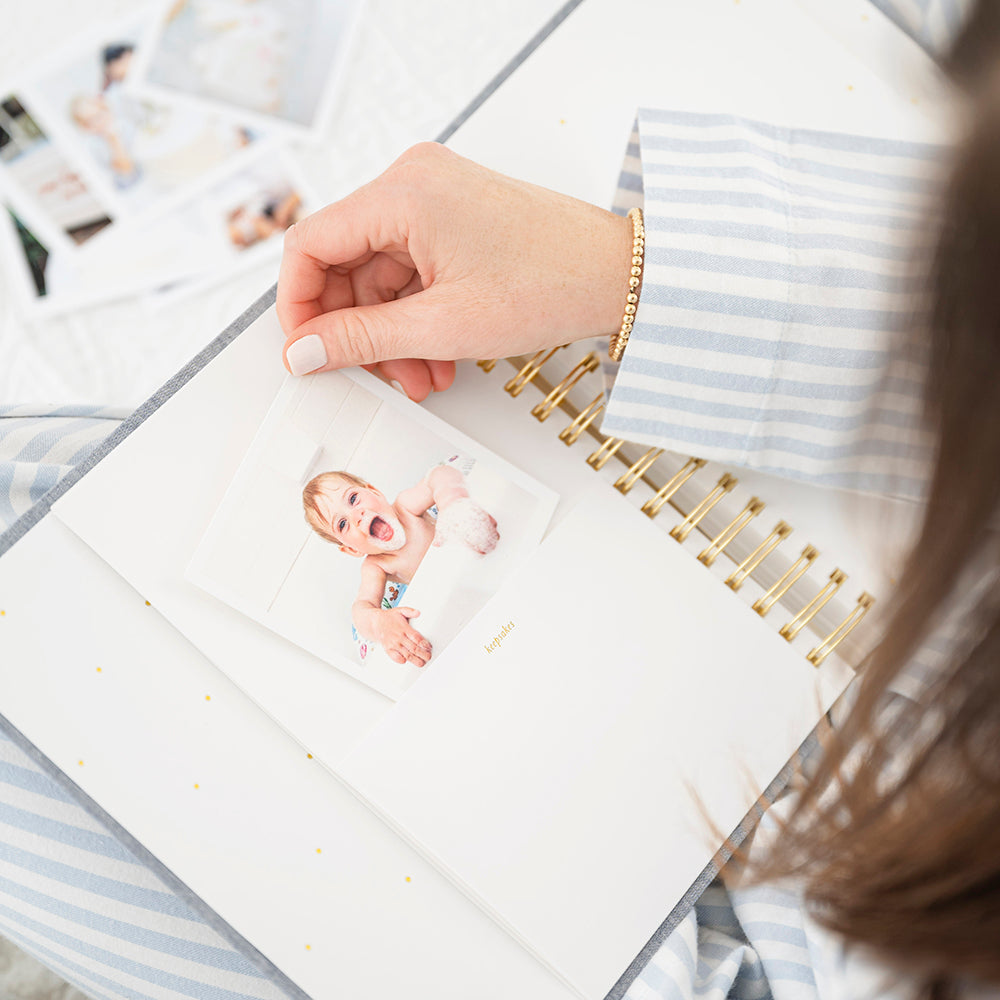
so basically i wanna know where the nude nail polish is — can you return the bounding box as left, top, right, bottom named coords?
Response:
left=286, top=335, right=328, bottom=376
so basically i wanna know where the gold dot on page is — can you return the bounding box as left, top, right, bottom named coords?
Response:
left=305, top=945, right=312, bottom=951
left=145, top=600, right=151, bottom=607
left=405, top=876, right=412, bottom=883
left=96, top=667, right=102, bottom=673
left=78, top=760, right=84, bottom=766
left=315, top=848, right=322, bottom=854
left=306, top=753, right=313, bottom=759
left=205, top=695, right=211, bottom=701
left=193, top=783, right=200, bottom=790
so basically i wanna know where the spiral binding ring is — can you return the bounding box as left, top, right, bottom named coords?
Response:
left=779, top=568, right=847, bottom=641
left=587, top=437, right=626, bottom=470
left=725, top=521, right=792, bottom=592
left=615, top=447, right=664, bottom=494
left=806, top=592, right=875, bottom=666
left=559, top=393, right=606, bottom=446
left=752, top=545, right=819, bottom=617
left=670, top=474, right=737, bottom=542
left=531, top=353, right=600, bottom=422
left=639, top=457, right=706, bottom=518
left=477, top=359, right=498, bottom=373
left=504, top=347, right=563, bottom=397
left=698, top=497, right=764, bottom=567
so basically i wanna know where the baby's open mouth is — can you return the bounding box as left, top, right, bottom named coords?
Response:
left=369, top=516, right=393, bottom=542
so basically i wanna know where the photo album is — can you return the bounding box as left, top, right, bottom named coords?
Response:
left=43, top=302, right=859, bottom=1000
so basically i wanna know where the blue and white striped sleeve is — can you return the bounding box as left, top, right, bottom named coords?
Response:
left=601, top=108, right=948, bottom=500
left=0, top=406, right=126, bottom=528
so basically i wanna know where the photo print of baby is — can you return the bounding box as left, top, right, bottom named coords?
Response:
left=186, top=369, right=557, bottom=700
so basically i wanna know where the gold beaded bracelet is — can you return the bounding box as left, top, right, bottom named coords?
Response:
left=608, top=206, right=644, bottom=362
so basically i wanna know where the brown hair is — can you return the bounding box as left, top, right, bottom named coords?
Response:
left=302, top=470, right=368, bottom=545
left=752, top=14, right=1000, bottom=996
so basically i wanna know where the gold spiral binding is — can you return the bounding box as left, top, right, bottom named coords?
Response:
left=779, top=568, right=847, bottom=641
left=725, top=521, right=792, bottom=592
left=698, top=497, right=764, bottom=567
left=640, top=457, right=706, bottom=518
left=752, top=544, right=819, bottom=617
left=559, top=393, right=605, bottom=446
left=504, top=347, right=563, bottom=397
left=615, top=447, right=664, bottom=494
left=531, top=353, right=600, bottom=422
left=587, top=437, right=626, bottom=469
left=485, top=354, right=877, bottom=675
left=670, top=473, right=737, bottom=542
left=806, top=592, right=875, bottom=666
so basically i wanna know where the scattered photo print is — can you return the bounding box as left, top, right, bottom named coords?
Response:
left=0, top=197, right=211, bottom=315
left=7, top=208, right=49, bottom=296
left=0, top=95, right=113, bottom=246
left=26, top=16, right=260, bottom=216
left=138, top=0, right=361, bottom=131
left=182, top=148, right=312, bottom=265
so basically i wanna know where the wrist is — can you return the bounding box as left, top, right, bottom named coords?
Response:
left=563, top=206, right=636, bottom=341
left=352, top=603, right=380, bottom=636
left=434, top=486, right=469, bottom=509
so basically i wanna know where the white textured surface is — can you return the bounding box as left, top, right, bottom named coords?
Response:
left=0, top=0, right=564, bottom=410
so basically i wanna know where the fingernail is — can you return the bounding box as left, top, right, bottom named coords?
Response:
left=390, top=379, right=408, bottom=396
left=287, top=335, right=328, bottom=376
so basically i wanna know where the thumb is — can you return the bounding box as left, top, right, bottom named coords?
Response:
left=283, top=291, right=449, bottom=375
left=396, top=607, right=421, bottom=620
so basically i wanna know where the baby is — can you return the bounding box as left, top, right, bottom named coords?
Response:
left=302, top=464, right=499, bottom=667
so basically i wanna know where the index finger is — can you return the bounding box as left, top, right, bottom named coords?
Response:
left=275, top=218, right=365, bottom=335
left=276, top=176, right=410, bottom=335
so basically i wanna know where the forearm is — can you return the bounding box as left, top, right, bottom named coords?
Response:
left=351, top=600, right=384, bottom=642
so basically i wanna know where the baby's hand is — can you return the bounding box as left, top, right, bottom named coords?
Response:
left=376, top=607, right=432, bottom=667
left=433, top=497, right=499, bottom=554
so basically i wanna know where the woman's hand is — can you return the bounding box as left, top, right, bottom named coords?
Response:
left=276, top=142, right=632, bottom=401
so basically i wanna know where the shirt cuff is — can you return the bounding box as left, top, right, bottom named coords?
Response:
left=602, top=107, right=942, bottom=499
